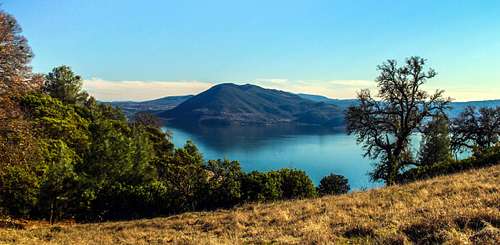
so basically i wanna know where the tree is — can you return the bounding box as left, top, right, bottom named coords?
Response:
left=418, top=114, right=452, bottom=166
left=38, top=139, right=79, bottom=224
left=317, top=173, right=350, bottom=196
left=132, top=112, right=161, bottom=128
left=130, top=112, right=174, bottom=179
left=347, top=57, right=451, bottom=185
left=204, top=159, right=243, bottom=209
left=0, top=8, right=41, bottom=171
left=163, top=141, right=207, bottom=212
left=43, top=65, right=88, bottom=104
left=450, top=106, right=500, bottom=155
left=0, top=9, right=33, bottom=92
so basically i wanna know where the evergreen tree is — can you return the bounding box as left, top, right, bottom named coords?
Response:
left=419, top=115, right=452, bottom=166
left=43, top=65, right=88, bottom=105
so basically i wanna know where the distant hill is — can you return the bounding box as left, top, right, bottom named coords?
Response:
left=159, top=83, right=345, bottom=126
left=297, top=93, right=358, bottom=109
left=298, top=93, right=500, bottom=117
left=447, top=99, right=500, bottom=117
left=105, top=95, right=193, bottom=116
left=107, top=88, right=499, bottom=122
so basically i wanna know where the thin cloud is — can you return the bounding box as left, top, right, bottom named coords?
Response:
left=83, top=79, right=214, bottom=101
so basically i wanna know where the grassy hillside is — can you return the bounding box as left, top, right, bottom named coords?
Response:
left=1, top=165, right=499, bottom=244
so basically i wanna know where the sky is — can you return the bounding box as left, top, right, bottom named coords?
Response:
left=3, top=0, right=500, bottom=101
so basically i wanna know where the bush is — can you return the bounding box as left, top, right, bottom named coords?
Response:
left=240, top=171, right=282, bottom=202
left=241, top=169, right=317, bottom=202
left=0, top=165, right=40, bottom=216
left=317, top=173, right=350, bottom=196
left=272, top=169, right=317, bottom=199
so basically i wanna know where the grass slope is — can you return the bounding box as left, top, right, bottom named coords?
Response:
left=1, top=165, right=499, bottom=244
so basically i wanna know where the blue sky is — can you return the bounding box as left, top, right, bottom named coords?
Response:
left=4, top=0, right=500, bottom=101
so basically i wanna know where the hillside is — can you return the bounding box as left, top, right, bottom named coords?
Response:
left=159, top=83, right=345, bottom=126
left=105, top=95, right=193, bottom=116
left=2, top=165, right=499, bottom=244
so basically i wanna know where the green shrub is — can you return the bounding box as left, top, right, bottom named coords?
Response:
left=240, top=171, right=282, bottom=202
left=272, top=169, right=317, bottom=199
left=0, top=165, right=40, bottom=216
left=241, top=168, right=316, bottom=202
left=317, top=173, right=350, bottom=196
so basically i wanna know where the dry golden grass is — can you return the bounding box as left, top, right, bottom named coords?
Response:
left=1, top=165, right=499, bottom=244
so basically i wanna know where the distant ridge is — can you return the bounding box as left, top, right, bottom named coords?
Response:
left=159, top=83, right=345, bottom=126
left=107, top=85, right=500, bottom=122
left=105, top=95, right=193, bottom=116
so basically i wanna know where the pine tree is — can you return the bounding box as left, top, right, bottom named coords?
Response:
left=419, top=115, right=452, bottom=166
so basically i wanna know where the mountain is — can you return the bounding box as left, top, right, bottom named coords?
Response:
left=106, top=95, right=193, bottom=116
left=159, top=83, right=345, bottom=126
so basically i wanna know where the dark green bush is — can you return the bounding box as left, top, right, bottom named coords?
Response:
left=317, top=173, right=350, bottom=196
left=272, top=169, right=317, bottom=199
left=240, top=171, right=282, bottom=202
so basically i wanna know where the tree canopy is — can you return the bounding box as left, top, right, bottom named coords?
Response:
left=347, top=57, right=451, bottom=184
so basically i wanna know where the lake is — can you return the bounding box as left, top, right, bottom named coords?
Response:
left=162, top=124, right=383, bottom=190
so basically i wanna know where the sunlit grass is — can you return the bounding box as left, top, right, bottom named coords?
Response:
left=1, top=164, right=499, bottom=244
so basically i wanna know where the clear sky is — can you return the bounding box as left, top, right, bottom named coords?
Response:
left=4, top=0, right=500, bottom=101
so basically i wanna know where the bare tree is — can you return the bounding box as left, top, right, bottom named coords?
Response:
left=347, top=57, right=451, bottom=185
left=450, top=106, right=500, bottom=155
left=0, top=9, right=41, bottom=169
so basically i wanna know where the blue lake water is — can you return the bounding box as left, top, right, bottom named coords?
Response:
left=163, top=124, right=384, bottom=190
